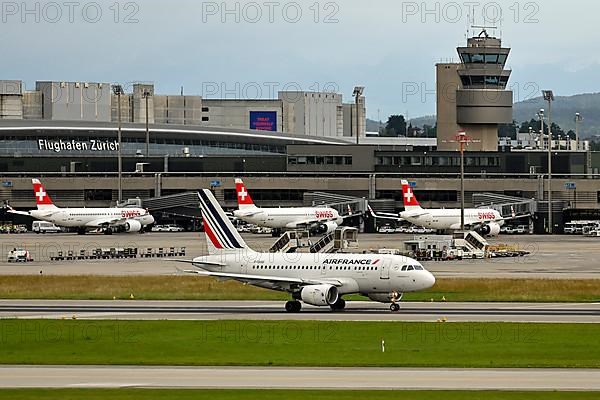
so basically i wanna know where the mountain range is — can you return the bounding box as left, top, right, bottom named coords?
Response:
left=371, top=92, right=600, bottom=138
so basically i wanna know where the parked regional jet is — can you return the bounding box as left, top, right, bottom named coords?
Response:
left=371, top=180, right=505, bottom=236
left=176, top=189, right=436, bottom=312
left=6, top=179, right=154, bottom=234
left=233, top=178, right=343, bottom=234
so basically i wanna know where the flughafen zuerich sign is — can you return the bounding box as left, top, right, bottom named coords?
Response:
left=37, top=139, right=119, bottom=153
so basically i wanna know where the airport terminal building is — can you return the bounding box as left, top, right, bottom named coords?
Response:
left=1, top=78, right=600, bottom=233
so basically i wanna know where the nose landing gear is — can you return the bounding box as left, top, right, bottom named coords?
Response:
left=389, top=291, right=403, bottom=313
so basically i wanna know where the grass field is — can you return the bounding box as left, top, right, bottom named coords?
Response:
left=0, top=390, right=598, bottom=400
left=0, top=275, right=599, bottom=302
left=1, top=320, right=599, bottom=368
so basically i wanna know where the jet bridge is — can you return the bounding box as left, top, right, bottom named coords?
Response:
left=304, top=192, right=368, bottom=218
left=472, top=193, right=537, bottom=219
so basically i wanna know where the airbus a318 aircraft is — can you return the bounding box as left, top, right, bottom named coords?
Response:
left=7, top=179, right=155, bottom=234
left=177, top=189, right=436, bottom=312
left=233, top=178, right=344, bottom=235
left=371, top=180, right=506, bottom=236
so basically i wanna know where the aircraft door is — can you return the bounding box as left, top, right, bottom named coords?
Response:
left=379, top=258, right=390, bottom=280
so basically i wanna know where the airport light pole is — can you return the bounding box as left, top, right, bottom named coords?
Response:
left=143, top=90, right=151, bottom=157
left=542, top=90, right=555, bottom=234
left=537, top=108, right=550, bottom=230
left=575, top=112, right=583, bottom=151
left=455, top=130, right=471, bottom=231
left=353, top=86, right=365, bottom=145
left=112, top=84, right=124, bottom=204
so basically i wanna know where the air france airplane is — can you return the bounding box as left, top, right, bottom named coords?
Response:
left=233, top=178, right=344, bottom=234
left=371, top=180, right=505, bottom=236
left=177, top=189, right=436, bottom=313
left=7, top=179, right=155, bottom=234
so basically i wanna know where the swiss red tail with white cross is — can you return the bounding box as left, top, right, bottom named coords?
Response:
left=401, top=180, right=422, bottom=212
left=32, top=179, right=58, bottom=210
left=235, top=178, right=256, bottom=210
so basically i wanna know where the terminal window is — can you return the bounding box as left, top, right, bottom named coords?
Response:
left=288, top=156, right=352, bottom=166
left=224, top=189, right=305, bottom=202
left=84, top=189, right=112, bottom=201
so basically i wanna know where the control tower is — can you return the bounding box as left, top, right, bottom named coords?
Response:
left=437, top=29, right=513, bottom=151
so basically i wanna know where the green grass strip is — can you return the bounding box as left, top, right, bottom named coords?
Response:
left=1, top=320, right=599, bottom=368
left=1, top=276, right=599, bottom=302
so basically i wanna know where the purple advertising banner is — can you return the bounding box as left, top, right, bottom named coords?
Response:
left=250, top=111, right=277, bottom=132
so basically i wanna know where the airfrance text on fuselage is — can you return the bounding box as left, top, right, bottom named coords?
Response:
left=323, top=259, right=379, bottom=265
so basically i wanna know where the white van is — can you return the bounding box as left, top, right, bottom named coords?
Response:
left=32, top=221, right=62, bottom=234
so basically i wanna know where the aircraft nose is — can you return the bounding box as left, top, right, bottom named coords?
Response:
left=425, top=271, right=436, bottom=289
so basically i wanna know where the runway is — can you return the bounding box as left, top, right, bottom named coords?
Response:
left=1, top=300, right=598, bottom=322
left=1, top=366, right=599, bottom=390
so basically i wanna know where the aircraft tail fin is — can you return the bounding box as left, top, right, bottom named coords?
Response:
left=234, top=178, right=257, bottom=210
left=198, top=189, right=249, bottom=255
left=32, top=179, right=58, bottom=211
left=401, top=180, right=422, bottom=212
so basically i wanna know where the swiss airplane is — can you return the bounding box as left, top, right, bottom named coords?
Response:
left=371, top=180, right=506, bottom=236
left=6, top=179, right=155, bottom=234
left=177, top=189, right=435, bottom=312
left=233, top=178, right=344, bottom=234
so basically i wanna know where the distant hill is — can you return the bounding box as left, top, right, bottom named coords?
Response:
left=513, top=93, right=600, bottom=137
left=406, top=93, right=600, bottom=138
left=408, top=115, right=436, bottom=128
left=366, top=118, right=384, bottom=132
left=367, top=116, right=436, bottom=133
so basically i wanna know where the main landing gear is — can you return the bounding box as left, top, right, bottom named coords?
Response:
left=390, top=303, right=400, bottom=312
left=285, top=300, right=302, bottom=313
left=330, top=298, right=346, bottom=311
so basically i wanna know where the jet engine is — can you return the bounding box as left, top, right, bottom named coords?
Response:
left=124, top=219, right=142, bottom=232
left=315, top=221, right=338, bottom=235
left=479, top=222, right=501, bottom=237
left=300, top=284, right=339, bottom=306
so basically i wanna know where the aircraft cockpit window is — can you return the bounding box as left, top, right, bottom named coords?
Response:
left=414, top=265, right=424, bottom=270
left=401, top=265, right=408, bottom=271
left=407, top=265, right=414, bottom=271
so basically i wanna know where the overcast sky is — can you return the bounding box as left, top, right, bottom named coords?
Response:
left=2, top=0, right=598, bottom=120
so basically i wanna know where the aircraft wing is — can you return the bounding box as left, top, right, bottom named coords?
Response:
left=84, top=217, right=126, bottom=227
left=169, top=259, right=228, bottom=268
left=235, top=210, right=263, bottom=218
left=180, top=267, right=352, bottom=290
left=285, top=219, right=322, bottom=229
